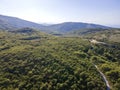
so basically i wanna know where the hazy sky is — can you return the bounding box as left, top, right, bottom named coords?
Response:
left=0, top=0, right=120, bottom=27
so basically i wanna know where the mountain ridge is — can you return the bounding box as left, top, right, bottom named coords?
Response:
left=0, top=14, right=111, bottom=34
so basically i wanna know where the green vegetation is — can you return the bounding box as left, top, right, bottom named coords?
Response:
left=0, top=30, right=120, bottom=90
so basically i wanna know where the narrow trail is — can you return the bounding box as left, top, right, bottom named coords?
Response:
left=94, top=64, right=111, bottom=90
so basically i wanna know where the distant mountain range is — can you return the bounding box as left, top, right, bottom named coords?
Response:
left=45, top=22, right=110, bottom=34
left=0, top=14, right=111, bottom=34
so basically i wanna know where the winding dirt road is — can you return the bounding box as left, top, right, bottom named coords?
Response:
left=90, top=39, right=111, bottom=90
left=94, top=64, right=110, bottom=90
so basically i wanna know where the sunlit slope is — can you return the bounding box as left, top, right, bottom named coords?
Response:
left=0, top=30, right=119, bottom=90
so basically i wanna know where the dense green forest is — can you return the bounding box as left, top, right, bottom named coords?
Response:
left=0, top=30, right=120, bottom=90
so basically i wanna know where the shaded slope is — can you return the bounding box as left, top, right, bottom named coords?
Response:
left=0, top=15, right=45, bottom=30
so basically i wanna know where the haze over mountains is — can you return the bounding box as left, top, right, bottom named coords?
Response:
left=1, top=0, right=120, bottom=89
left=0, top=15, right=111, bottom=34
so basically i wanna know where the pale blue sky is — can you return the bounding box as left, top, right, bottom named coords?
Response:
left=0, top=0, right=120, bottom=27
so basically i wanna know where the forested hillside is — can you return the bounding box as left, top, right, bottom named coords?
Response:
left=0, top=30, right=120, bottom=90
